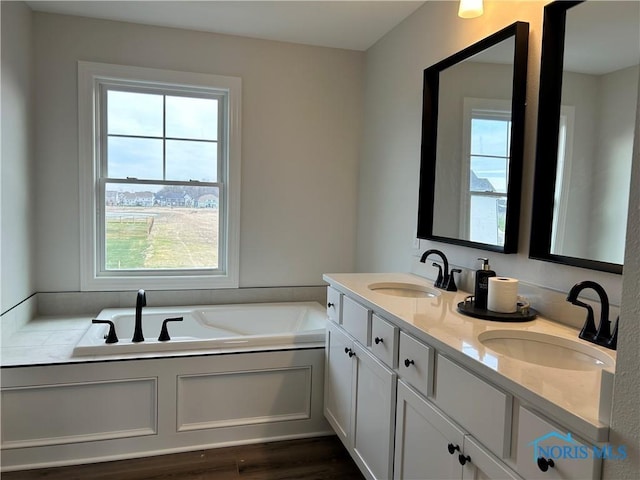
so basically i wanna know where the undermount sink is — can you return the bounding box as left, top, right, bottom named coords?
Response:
left=367, top=282, right=440, bottom=298
left=478, top=330, right=615, bottom=371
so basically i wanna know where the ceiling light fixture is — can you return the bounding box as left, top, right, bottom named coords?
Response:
left=458, top=0, right=484, bottom=19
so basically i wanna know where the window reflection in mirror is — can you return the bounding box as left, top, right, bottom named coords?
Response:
left=418, top=22, right=529, bottom=253
left=530, top=0, right=639, bottom=273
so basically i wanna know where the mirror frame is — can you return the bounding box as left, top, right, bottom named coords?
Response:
left=529, top=0, right=623, bottom=274
left=417, top=22, right=529, bottom=253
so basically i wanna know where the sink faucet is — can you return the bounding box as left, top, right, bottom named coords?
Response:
left=132, top=289, right=146, bottom=343
left=420, top=249, right=458, bottom=291
left=566, top=281, right=618, bottom=350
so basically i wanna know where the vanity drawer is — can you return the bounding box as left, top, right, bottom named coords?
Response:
left=434, top=354, right=512, bottom=458
left=396, top=331, right=433, bottom=397
left=369, top=314, right=399, bottom=368
left=342, top=296, right=371, bottom=345
left=326, top=286, right=342, bottom=324
left=516, top=407, right=600, bottom=480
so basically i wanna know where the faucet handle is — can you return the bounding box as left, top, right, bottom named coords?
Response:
left=432, top=262, right=444, bottom=288
left=446, top=269, right=461, bottom=292
left=158, top=317, right=184, bottom=342
left=92, top=319, right=119, bottom=344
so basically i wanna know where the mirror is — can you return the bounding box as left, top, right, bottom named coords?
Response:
left=530, top=1, right=639, bottom=274
left=417, top=22, right=529, bottom=253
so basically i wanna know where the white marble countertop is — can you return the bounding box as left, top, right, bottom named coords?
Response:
left=323, top=272, right=615, bottom=444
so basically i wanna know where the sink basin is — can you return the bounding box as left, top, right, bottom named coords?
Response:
left=478, top=330, right=615, bottom=371
left=368, top=282, right=440, bottom=298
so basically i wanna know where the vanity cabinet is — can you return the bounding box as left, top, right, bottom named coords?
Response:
left=324, top=317, right=396, bottom=480
left=323, top=283, right=603, bottom=480
left=395, top=380, right=520, bottom=480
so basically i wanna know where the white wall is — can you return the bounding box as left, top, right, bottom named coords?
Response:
left=590, top=65, right=638, bottom=263
left=32, top=12, right=363, bottom=292
left=358, top=1, right=639, bottom=478
left=1, top=1, right=35, bottom=313
left=356, top=0, right=624, bottom=302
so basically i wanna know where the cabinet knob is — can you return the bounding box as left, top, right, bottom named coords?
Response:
left=404, top=358, right=415, bottom=368
left=447, top=443, right=460, bottom=455
left=458, top=454, right=471, bottom=466
left=537, top=457, right=555, bottom=472
left=374, top=337, right=384, bottom=345
left=344, top=347, right=355, bottom=358
left=327, top=302, right=335, bottom=308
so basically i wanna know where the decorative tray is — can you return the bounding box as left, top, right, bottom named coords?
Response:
left=457, top=300, right=537, bottom=322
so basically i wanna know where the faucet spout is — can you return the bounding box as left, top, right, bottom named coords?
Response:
left=133, top=289, right=146, bottom=343
left=420, top=249, right=450, bottom=289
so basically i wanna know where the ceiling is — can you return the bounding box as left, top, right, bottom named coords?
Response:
left=26, top=0, right=426, bottom=51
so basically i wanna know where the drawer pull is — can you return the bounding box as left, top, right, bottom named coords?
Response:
left=404, top=358, right=415, bottom=368
left=344, top=347, right=356, bottom=358
left=447, top=443, right=460, bottom=455
left=458, top=454, right=471, bottom=466
left=537, top=457, right=555, bottom=472
left=374, top=337, right=384, bottom=344
left=327, top=302, right=335, bottom=308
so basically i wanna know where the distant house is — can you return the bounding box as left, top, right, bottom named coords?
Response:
left=154, top=191, right=193, bottom=207
left=106, top=190, right=154, bottom=206
left=470, top=170, right=495, bottom=192
left=196, top=194, right=218, bottom=208
left=121, top=191, right=155, bottom=207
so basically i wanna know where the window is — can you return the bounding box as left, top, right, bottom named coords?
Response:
left=78, top=62, right=241, bottom=290
left=462, top=98, right=511, bottom=246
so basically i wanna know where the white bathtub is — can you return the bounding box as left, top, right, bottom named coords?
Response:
left=73, top=301, right=327, bottom=356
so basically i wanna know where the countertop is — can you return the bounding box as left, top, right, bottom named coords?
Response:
left=323, top=272, right=615, bottom=444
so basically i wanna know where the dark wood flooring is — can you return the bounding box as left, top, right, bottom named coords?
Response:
left=1, top=436, right=364, bottom=480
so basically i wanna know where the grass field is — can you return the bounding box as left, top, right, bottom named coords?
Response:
left=106, top=207, right=219, bottom=270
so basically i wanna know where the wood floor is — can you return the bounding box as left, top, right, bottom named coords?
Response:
left=1, top=436, right=365, bottom=480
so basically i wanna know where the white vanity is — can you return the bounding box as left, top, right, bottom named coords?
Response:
left=323, top=272, right=615, bottom=480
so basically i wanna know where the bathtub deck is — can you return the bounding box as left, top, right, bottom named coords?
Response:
left=1, top=436, right=363, bottom=480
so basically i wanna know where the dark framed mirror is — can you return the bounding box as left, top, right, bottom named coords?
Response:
left=417, top=22, right=529, bottom=253
left=529, top=1, right=639, bottom=274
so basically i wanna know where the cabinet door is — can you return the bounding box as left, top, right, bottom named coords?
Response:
left=394, top=380, right=464, bottom=480
left=462, top=435, right=522, bottom=480
left=352, top=343, right=397, bottom=480
left=324, top=321, right=355, bottom=445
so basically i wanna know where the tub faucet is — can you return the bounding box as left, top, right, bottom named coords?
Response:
left=566, top=281, right=618, bottom=350
left=420, top=249, right=456, bottom=291
left=133, top=289, right=146, bottom=343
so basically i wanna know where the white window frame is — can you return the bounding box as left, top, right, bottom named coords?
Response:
left=461, top=97, right=511, bottom=244
left=78, top=61, right=241, bottom=291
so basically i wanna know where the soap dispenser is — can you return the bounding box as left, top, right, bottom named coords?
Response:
left=474, top=258, right=496, bottom=309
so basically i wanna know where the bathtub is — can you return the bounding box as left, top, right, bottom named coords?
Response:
left=73, top=301, right=327, bottom=356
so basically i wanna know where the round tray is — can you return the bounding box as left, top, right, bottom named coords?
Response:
left=457, top=301, right=537, bottom=322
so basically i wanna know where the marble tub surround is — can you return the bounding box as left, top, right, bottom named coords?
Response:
left=0, top=295, right=37, bottom=341
left=1, top=286, right=327, bottom=367
left=323, top=272, right=616, bottom=443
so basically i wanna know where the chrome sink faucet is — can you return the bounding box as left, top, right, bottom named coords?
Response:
left=132, top=289, right=146, bottom=343
left=566, top=281, right=618, bottom=350
left=419, top=249, right=459, bottom=292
